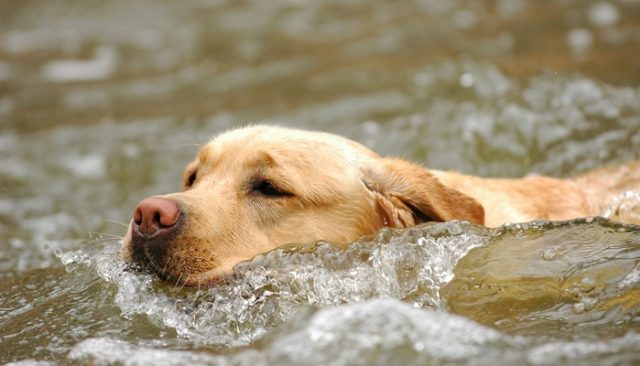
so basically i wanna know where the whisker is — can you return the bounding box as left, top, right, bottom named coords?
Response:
left=176, top=142, right=204, bottom=149
left=105, top=219, right=130, bottom=229
left=85, top=234, right=124, bottom=247
left=88, top=238, right=124, bottom=246
left=89, top=232, right=124, bottom=240
left=161, top=256, right=170, bottom=279
left=153, top=254, right=173, bottom=279
left=174, top=272, right=185, bottom=290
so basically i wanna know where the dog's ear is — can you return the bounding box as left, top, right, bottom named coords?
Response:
left=363, top=158, right=484, bottom=227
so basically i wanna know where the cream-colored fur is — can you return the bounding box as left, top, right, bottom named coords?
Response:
left=121, top=125, right=639, bottom=285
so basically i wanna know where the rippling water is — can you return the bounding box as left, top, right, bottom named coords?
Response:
left=1, top=0, right=640, bottom=365
left=3, top=219, right=640, bottom=365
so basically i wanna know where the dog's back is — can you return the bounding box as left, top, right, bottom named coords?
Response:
left=432, top=161, right=640, bottom=226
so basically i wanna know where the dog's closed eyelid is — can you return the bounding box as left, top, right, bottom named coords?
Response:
left=185, top=170, right=197, bottom=189
left=249, top=178, right=294, bottom=198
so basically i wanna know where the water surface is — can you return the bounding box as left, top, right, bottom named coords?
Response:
left=1, top=0, right=640, bottom=364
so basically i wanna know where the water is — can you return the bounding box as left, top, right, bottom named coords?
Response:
left=2, top=0, right=640, bottom=364
left=3, top=219, right=640, bottom=365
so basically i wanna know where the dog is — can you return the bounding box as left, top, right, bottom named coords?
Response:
left=121, top=125, right=639, bottom=286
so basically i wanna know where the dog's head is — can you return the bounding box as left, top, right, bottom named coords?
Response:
left=121, top=126, right=484, bottom=285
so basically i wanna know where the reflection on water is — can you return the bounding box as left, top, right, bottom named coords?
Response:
left=1, top=0, right=640, bottom=364
left=444, top=218, right=640, bottom=336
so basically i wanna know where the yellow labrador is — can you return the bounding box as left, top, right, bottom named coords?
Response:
left=121, top=125, right=639, bottom=285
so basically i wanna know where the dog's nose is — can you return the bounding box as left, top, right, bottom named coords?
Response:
left=133, top=197, right=180, bottom=237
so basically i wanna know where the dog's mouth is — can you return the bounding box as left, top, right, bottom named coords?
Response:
left=129, top=240, right=175, bottom=281
left=131, top=250, right=229, bottom=287
left=129, top=236, right=229, bottom=287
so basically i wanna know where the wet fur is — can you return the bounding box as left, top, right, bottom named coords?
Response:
left=121, top=125, right=639, bottom=285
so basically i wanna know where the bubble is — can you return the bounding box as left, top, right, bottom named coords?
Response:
left=589, top=2, right=619, bottom=28
left=541, top=248, right=557, bottom=261
left=459, top=73, right=474, bottom=88
left=578, top=277, right=596, bottom=293
left=567, top=28, right=593, bottom=57
left=581, top=297, right=597, bottom=311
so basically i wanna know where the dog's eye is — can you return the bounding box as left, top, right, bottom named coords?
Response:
left=251, top=180, right=292, bottom=198
left=186, top=171, right=197, bottom=189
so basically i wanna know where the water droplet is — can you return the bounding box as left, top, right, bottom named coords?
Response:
left=582, top=297, right=597, bottom=311
left=541, top=248, right=557, bottom=260
left=459, top=73, right=474, bottom=88
left=567, top=28, right=593, bottom=58
left=578, top=277, right=596, bottom=293
left=589, top=2, right=619, bottom=28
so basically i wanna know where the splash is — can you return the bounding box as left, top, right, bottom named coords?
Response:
left=66, top=299, right=640, bottom=366
left=82, top=221, right=488, bottom=346
left=603, top=190, right=640, bottom=224
left=68, top=299, right=512, bottom=366
left=56, top=217, right=640, bottom=366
